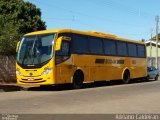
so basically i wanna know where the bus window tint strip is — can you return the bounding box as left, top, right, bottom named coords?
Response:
left=95, top=59, right=105, bottom=64
left=95, top=59, right=125, bottom=64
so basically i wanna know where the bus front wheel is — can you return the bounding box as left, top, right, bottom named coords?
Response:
left=73, top=71, right=84, bottom=89
left=123, top=70, right=130, bottom=84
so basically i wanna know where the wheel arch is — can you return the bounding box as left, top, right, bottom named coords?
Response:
left=122, top=67, right=130, bottom=80
left=71, top=68, right=84, bottom=83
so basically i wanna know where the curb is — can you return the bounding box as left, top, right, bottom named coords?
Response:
left=0, top=84, right=23, bottom=92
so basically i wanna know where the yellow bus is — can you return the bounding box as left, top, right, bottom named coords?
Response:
left=16, top=29, right=147, bottom=88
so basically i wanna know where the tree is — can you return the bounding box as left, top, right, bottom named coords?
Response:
left=152, top=34, right=160, bottom=41
left=141, top=39, right=145, bottom=42
left=0, top=0, right=46, bottom=55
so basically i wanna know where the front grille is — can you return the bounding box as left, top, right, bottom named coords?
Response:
left=20, top=80, right=46, bottom=83
left=23, top=75, right=41, bottom=77
left=21, top=78, right=43, bottom=81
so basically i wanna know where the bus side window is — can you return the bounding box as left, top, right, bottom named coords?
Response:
left=71, top=34, right=89, bottom=54
left=88, top=37, right=103, bottom=55
left=55, top=40, right=70, bottom=64
left=104, top=39, right=116, bottom=56
left=61, top=41, right=70, bottom=56
left=137, top=44, right=146, bottom=58
left=117, top=41, right=128, bottom=56
left=56, top=41, right=70, bottom=56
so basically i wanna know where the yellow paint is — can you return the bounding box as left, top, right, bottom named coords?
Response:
left=16, top=41, right=20, bottom=52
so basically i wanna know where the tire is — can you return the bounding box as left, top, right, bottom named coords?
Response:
left=145, top=75, right=150, bottom=81
left=73, top=72, right=84, bottom=89
left=123, top=70, right=130, bottom=84
left=155, top=75, right=158, bottom=81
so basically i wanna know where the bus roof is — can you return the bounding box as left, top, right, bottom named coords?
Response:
left=25, top=28, right=145, bottom=45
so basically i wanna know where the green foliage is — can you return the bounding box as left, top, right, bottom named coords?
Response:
left=141, top=39, right=145, bottom=42
left=152, top=34, right=160, bottom=41
left=0, top=0, right=46, bottom=55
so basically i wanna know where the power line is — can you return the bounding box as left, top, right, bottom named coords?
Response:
left=31, top=0, right=142, bottom=27
left=30, top=0, right=155, bottom=39
left=88, top=0, right=154, bottom=19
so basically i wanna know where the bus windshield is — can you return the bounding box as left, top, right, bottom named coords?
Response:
left=17, top=33, right=55, bottom=68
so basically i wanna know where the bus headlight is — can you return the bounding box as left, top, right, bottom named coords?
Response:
left=16, top=70, right=23, bottom=76
left=41, top=68, right=53, bottom=75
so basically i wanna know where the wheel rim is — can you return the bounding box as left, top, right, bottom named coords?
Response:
left=73, top=73, right=83, bottom=89
left=75, top=75, right=82, bottom=85
left=123, top=71, right=130, bottom=83
left=155, top=75, right=158, bottom=80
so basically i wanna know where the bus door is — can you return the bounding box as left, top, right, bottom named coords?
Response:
left=55, top=37, right=73, bottom=84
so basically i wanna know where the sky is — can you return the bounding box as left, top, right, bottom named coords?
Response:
left=28, top=0, right=160, bottom=41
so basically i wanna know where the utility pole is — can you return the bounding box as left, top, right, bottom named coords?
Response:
left=155, top=16, right=159, bottom=69
left=150, top=28, right=153, bottom=67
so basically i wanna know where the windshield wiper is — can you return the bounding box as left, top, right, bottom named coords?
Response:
left=22, top=54, right=27, bottom=66
left=21, top=36, right=38, bottom=66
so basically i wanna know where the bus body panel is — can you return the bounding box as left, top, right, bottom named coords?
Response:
left=71, top=55, right=147, bottom=82
left=16, top=58, right=55, bottom=86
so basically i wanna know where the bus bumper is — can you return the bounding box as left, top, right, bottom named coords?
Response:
left=16, top=74, right=55, bottom=87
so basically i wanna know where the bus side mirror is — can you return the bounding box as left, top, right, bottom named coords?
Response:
left=55, top=37, right=63, bottom=51
left=55, top=36, right=71, bottom=51
left=16, top=41, right=20, bottom=52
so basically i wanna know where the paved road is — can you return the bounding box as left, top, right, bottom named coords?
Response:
left=0, top=80, right=160, bottom=114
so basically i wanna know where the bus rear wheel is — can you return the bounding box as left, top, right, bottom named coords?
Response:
left=73, top=71, right=84, bottom=89
left=123, top=70, right=130, bottom=84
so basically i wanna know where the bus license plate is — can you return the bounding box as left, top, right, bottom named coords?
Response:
left=28, top=78, right=34, bottom=81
